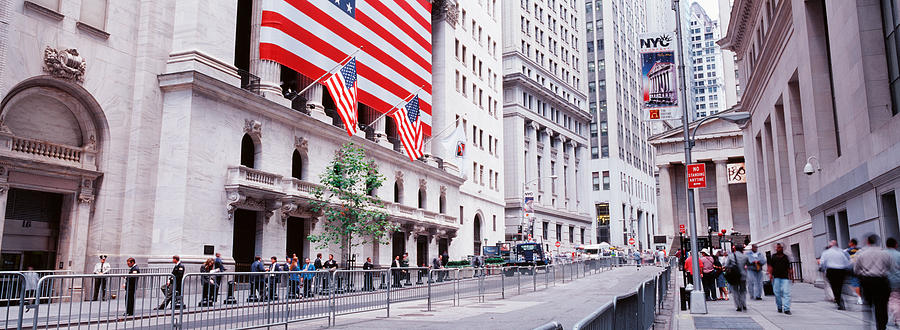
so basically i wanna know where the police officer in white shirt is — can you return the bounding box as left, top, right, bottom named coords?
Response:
left=92, top=255, right=111, bottom=301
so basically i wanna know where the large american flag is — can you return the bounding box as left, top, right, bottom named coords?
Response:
left=322, top=58, right=358, bottom=136
left=259, top=0, right=433, bottom=135
left=390, top=95, right=423, bottom=161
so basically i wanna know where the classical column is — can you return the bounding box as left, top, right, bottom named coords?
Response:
left=527, top=122, right=540, bottom=191
left=297, top=72, right=332, bottom=123
left=714, top=159, right=734, bottom=232
left=0, top=184, right=8, bottom=250
left=657, top=164, right=675, bottom=238
left=250, top=0, right=289, bottom=105
left=70, top=192, right=95, bottom=273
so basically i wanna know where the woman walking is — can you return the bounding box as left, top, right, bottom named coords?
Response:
left=716, top=250, right=729, bottom=301
left=288, top=257, right=301, bottom=299
left=199, top=258, right=217, bottom=306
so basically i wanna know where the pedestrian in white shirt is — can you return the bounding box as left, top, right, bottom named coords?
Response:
left=820, top=240, right=851, bottom=310
left=92, top=255, right=111, bottom=301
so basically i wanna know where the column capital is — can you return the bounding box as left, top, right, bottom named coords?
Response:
left=658, top=163, right=671, bottom=169
left=713, top=158, right=729, bottom=164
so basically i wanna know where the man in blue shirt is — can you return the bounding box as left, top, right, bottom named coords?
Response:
left=249, top=256, right=267, bottom=301
left=746, top=244, right=766, bottom=300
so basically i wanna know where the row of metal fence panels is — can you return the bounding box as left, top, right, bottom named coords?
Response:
left=572, top=258, right=676, bottom=330
left=0, top=259, right=626, bottom=329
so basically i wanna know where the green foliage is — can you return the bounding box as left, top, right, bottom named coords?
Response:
left=485, top=257, right=504, bottom=264
left=307, top=143, right=396, bottom=257
left=446, top=260, right=470, bottom=267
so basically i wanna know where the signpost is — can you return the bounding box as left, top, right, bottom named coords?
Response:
left=687, top=163, right=707, bottom=189
left=555, top=241, right=561, bottom=248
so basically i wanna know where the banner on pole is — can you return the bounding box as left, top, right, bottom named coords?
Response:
left=640, top=32, right=680, bottom=121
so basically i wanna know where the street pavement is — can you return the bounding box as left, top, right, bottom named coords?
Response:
left=673, top=273, right=886, bottom=330
left=292, top=265, right=668, bottom=329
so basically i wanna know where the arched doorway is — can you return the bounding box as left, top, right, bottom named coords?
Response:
left=473, top=214, right=483, bottom=256
left=0, top=77, right=108, bottom=272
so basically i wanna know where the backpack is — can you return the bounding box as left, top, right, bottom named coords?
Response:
left=724, top=255, right=742, bottom=284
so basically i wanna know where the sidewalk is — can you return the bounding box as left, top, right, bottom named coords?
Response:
left=292, top=265, right=668, bottom=329
left=673, top=275, right=878, bottom=329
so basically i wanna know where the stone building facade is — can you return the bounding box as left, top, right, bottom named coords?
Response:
left=0, top=0, right=501, bottom=272
left=721, top=0, right=900, bottom=282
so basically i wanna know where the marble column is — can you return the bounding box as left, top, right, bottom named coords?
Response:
left=657, top=164, right=675, bottom=238
left=69, top=194, right=94, bottom=273
left=297, top=72, right=332, bottom=124
left=373, top=113, right=392, bottom=148
left=714, top=159, right=734, bottom=232
left=527, top=122, right=540, bottom=192
left=261, top=201, right=287, bottom=260
left=0, top=185, right=7, bottom=250
left=250, top=0, right=289, bottom=105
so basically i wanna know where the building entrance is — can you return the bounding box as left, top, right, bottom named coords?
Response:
left=391, top=231, right=406, bottom=262
left=416, top=235, right=428, bottom=267
left=1, top=189, right=63, bottom=271
left=285, top=217, right=305, bottom=261
left=232, top=209, right=257, bottom=273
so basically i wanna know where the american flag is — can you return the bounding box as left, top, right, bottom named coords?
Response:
left=259, top=0, right=433, bottom=135
left=323, top=58, right=358, bottom=136
left=390, top=95, right=423, bottom=161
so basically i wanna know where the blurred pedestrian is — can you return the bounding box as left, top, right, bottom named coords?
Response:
left=323, top=254, right=338, bottom=292
left=23, top=267, right=39, bottom=313
left=725, top=243, right=749, bottom=312
left=715, top=250, right=729, bottom=301
left=92, top=255, right=110, bottom=301
left=855, top=234, right=892, bottom=330
left=885, top=238, right=900, bottom=326
left=768, top=243, right=793, bottom=314
left=267, top=256, right=283, bottom=300
left=847, top=238, right=864, bottom=305
left=431, top=255, right=443, bottom=282
left=213, top=253, right=226, bottom=302
left=820, top=240, right=851, bottom=310
left=747, top=244, right=766, bottom=300
left=248, top=256, right=266, bottom=302
left=685, top=253, right=701, bottom=285
left=391, top=255, right=403, bottom=288
left=288, top=257, right=301, bottom=299
left=124, top=258, right=139, bottom=316
left=401, top=253, right=411, bottom=285
left=700, top=250, right=717, bottom=301
left=301, top=257, right=316, bottom=298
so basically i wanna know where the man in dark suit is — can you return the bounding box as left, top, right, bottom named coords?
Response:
left=213, top=253, right=226, bottom=302
left=431, top=255, right=443, bottom=282
left=362, top=257, right=375, bottom=291
left=267, top=256, right=282, bottom=300
left=314, top=253, right=323, bottom=294
left=401, top=253, right=411, bottom=285
left=249, top=256, right=266, bottom=301
left=124, top=258, right=139, bottom=316
left=171, top=256, right=185, bottom=309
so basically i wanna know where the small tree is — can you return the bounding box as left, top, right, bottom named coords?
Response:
left=308, top=143, right=396, bottom=268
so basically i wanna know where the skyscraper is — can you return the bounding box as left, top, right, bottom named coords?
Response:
left=501, top=0, right=593, bottom=253
left=688, top=2, right=728, bottom=118
left=584, top=0, right=658, bottom=249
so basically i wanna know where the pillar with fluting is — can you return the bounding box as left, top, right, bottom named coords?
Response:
left=714, top=159, right=734, bottom=232
left=657, top=164, right=675, bottom=238
left=297, top=73, right=332, bottom=123
left=250, top=0, right=288, bottom=105
left=0, top=185, right=8, bottom=252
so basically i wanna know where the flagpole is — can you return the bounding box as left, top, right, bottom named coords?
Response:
left=423, top=115, right=465, bottom=145
left=292, top=47, right=363, bottom=99
left=367, top=85, right=425, bottom=125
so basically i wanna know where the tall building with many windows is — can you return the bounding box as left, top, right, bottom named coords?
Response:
left=688, top=2, right=728, bottom=118
left=584, top=0, right=658, bottom=250
left=501, top=0, right=593, bottom=253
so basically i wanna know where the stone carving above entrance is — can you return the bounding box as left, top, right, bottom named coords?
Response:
left=243, top=119, right=262, bottom=138
left=43, top=46, right=86, bottom=83
left=294, top=136, right=308, bottom=154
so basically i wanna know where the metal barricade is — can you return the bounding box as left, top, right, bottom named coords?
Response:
left=641, top=279, right=657, bottom=330
left=533, top=320, right=564, bottom=330
left=388, top=267, right=428, bottom=304
left=481, top=266, right=503, bottom=299
left=428, top=268, right=457, bottom=309
left=108, top=266, right=168, bottom=275
left=534, top=266, right=551, bottom=290
left=456, top=267, right=480, bottom=300
left=30, top=273, right=175, bottom=329
left=613, top=290, right=639, bottom=330
left=0, top=272, right=25, bottom=330
left=331, top=269, right=390, bottom=319
left=572, top=300, right=616, bottom=330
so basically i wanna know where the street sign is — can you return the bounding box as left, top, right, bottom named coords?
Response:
left=679, top=224, right=686, bottom=234
left=628, top=238, right=636, bottom=245
left=555, top=241, right=561, bottom=248
left=687, top=163, right=707, bottom=189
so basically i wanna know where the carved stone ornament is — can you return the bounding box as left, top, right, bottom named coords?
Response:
left=439, top=185, right=447, bottom=196
left=225, top=190, right=246, bottom=220
left=280, top=201, right=298, bottom=221
left=294, top=136, right=309, bottom=154
left=431, top=0, right=458, bottom=28
left=43, top=46, right=86, bottom=83
left=78, top=193, right=95, bottom=204
left=78, top=177, right=94, bottom=204
left=395, top=170, right=404, bottom=185
left=244, top=119, right=262, bottom=138
left=0, top=184, right=8, bottom=195
left=418, top=178, right=427, bottom=189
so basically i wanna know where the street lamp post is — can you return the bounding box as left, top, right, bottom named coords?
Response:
left=522, top=175, right=558, bottom=241
left=673, top=0, right=752, bottom=314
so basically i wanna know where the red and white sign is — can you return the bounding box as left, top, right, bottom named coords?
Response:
left=628, top=238, right=636, bottom=245
left=687, top=163, right=707, bottom=189
left=555, top=241, right=561, bottom=248
left=679, top=224, right=686, bottom=234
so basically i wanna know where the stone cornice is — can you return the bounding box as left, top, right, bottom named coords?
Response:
left=158, top=70, right=465, bottom=186
left=719, top=0, right=759, bottom=53
left=502, top=72, right=591, bottom=122
left=502, top=111, right=590, bottom=146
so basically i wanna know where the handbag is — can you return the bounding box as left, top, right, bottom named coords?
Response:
left=724, top=255, right=741, bottom=284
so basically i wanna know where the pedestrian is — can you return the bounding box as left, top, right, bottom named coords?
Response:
left=124, top=258, right=139, bottom=316
left=684, top=253, right=702, bottom=285
left=700, top=250, right=718, bottom=301
left=633, top=250, right=642, bottom=267
left=213, top=253, right=226, bottom=302
left=431, top=255, right=443, bottom=282
left=715, top=250, right=729, bottom=301
left=855, top=234, right=892, bottom=330
left=885, top=238, right=900, bottom=325
left=847, top=238, right=865, bottom=305
left=323, top=254, right=338, bottom=292
left=401, top=253, right=411, bottom=285
left=267, top=256, right=282, bottom=300
left=156, top=255, right=185, bottom=309
left=363, top=257, right=375, bottom=291
left=199, top=258, right=216, bottom=306
left=657, top=249, right=667, bottom=266
left=21, top=267, right=38, bottom=313
left=442, top=251, right=449, bottom=268
left=301, top=257, right=316, bottom=298
left=391, top=255, right=403, bottom=288
left=746, top=244, right=766, bottom=300
left=314, top=253, right=324, bottom=293
left=92, top=255, right=111, bottom=301
left=725, top=243, right=749, bottom=312
left=248, top=256, right=266, bottom=302
left=471, top=255, right=481, bottom=277
left=820, top=240, right=851, bottom=310
left=288, top=257, right=301, bottom=299
left=768, top=243, right=793, bottom=314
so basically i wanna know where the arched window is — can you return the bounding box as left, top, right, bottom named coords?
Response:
left=241, top=134, right=256, bottom=168
left=291, top=149, right=303, bottom=180
left=418, top=186, right=426, bottom=209
left=393, top=181, right=402, bottom=203
left=439, top=194, right=447, bottom=214
left=473, top=214, right=483, bottom=255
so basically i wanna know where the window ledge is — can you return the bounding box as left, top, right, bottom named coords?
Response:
left=24, top=1, right=63, bottom=21
left=76, top=21, right=109, bottom=39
